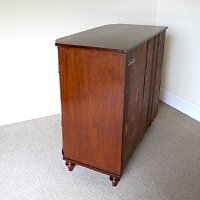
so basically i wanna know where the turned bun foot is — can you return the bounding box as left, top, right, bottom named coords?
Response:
left=62, top=148, right=64, bottom=156
left=109, top=176, right=120, bottom=186
left=66, top=161, right=75, bottom=171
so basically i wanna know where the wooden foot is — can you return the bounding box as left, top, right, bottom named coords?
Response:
left=62, top=148, right=64, bottom=156
left=65, top=161, right=75, bottom=171
left=109, top=176, right=120, bottom=186
left=149, top=119, right=154, bottom=126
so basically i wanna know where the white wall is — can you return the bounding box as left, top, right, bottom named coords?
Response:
left=0, top=0, right=157, bottom=126
left=157, top=0, right=200, bottom=121
left=2, top=0, right=199, bottom=126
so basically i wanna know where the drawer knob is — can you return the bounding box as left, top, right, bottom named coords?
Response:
left=128, top=58, right=136, bottom=66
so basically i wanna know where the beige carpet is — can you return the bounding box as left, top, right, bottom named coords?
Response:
left=0, top=102, right=200, bottom=200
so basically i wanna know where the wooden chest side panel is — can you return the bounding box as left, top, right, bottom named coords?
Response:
left=122, top=43, right=148, bottom=169
left=58, top=47, right=126, bottom=175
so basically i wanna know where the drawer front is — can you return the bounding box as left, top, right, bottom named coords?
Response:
left=122, top=31, right=166, bottom=170
left=151, top=31, right=166, bottom=120
left=122, top=43, right=148, bottom=168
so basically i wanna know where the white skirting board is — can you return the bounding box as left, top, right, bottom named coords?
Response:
left=160, top=88, right=200, bottom=122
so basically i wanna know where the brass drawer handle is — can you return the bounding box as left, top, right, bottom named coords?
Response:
left=128, top=58, right=136, bottom=66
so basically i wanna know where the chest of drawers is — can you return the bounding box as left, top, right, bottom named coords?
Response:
left=56, top=24, right=167, bottom=186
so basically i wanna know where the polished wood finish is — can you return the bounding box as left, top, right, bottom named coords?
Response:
left=65, top=161, right=75, bottom=171
left=122, top=33, right=166, bottom=170
left=152, top=32, right=166, bottom=119
left=122, top=43, right=147, bottom=168
left=56, top=24, right=166, bottom=53
left=58, top=47, right=125, bottom=175
left=56, top=24, right=167, bottom=186
left=109, top=176, right=120, bottom=187
left=140, top=38, right=155, bottom=134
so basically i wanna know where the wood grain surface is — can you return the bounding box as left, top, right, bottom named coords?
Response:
left=122, top=43, right=148, bottom=169
left=56, top=24, right=167, bottom=53
left=56, top=25, right=167, bottom=185
left=58, top=46, right=126, bottom=175
left=152, top=31, right=166, bottom=119
left=140, top=38, right=155, bottom=138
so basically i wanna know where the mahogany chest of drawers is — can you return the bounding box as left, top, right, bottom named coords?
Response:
left=55, top=24, right=167, bottom=186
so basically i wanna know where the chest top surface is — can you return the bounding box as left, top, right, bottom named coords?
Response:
left=55, top=24, right=167, bottom=53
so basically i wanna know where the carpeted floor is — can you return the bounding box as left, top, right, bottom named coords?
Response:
left=0, top=102, right=200, bottom=200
